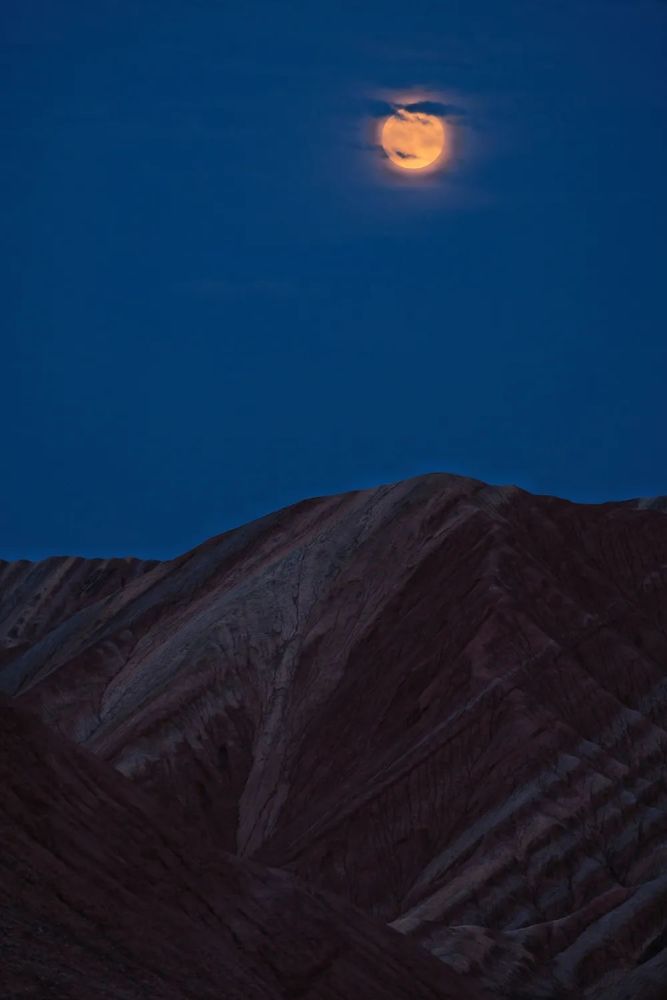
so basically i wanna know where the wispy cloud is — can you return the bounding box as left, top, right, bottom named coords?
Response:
left=367, top=98, right=467, bottom=121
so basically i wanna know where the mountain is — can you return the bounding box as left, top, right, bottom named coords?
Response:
left=0, top=691, right=485, bottom=1000
left=2, top=472, right=667, bottom=998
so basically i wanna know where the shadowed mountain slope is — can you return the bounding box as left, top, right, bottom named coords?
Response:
left=0, top=693, right=486, bottom=1000
left=2, top=472, right=667, bottom=997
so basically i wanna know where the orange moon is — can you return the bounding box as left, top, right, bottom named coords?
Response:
left=380, top=110, right=447, bottom=171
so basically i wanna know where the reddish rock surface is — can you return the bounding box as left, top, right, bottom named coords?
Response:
left=2, top=472, right=667, bottom=998
left=0, top=694, right=482, bottom=1000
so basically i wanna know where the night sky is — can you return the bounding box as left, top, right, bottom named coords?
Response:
left=3, top=1, right=666, bottom=560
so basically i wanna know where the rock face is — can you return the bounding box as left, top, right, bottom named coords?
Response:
left=2, top=472, right=667, bottom=998
left=0, top=694, right=482, bottom=1000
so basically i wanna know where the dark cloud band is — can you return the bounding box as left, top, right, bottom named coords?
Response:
left=368, top=99, right=466, bottom=120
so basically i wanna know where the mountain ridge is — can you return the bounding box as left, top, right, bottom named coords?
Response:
left=2, top=471, right=667, bottom=998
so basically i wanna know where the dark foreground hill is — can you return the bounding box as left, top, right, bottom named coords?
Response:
left=0, top=693, right=484, bottom=999
left=2, top=472, right=667, bottom=998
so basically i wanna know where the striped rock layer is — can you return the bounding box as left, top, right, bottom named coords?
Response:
left=2, top=473, right=667, bottom=998
left=0, top=692, right=483, bottom=1000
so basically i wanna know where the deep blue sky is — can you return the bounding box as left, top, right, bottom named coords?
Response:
left=2, top=0, right=666, bottom=559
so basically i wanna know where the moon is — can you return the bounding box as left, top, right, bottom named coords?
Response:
left=380, top=110, right=447, bottom=171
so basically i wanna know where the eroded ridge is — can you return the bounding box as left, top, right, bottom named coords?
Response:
left=2, top=473, right=666, bottom=997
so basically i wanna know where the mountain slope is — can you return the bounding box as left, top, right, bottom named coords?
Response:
left=2, top=472, right=667, bottom=997
left=0, top=692, right=485, bottom=1000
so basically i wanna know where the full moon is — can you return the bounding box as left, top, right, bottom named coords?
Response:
left=380, top=110, right=447, bottom=171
